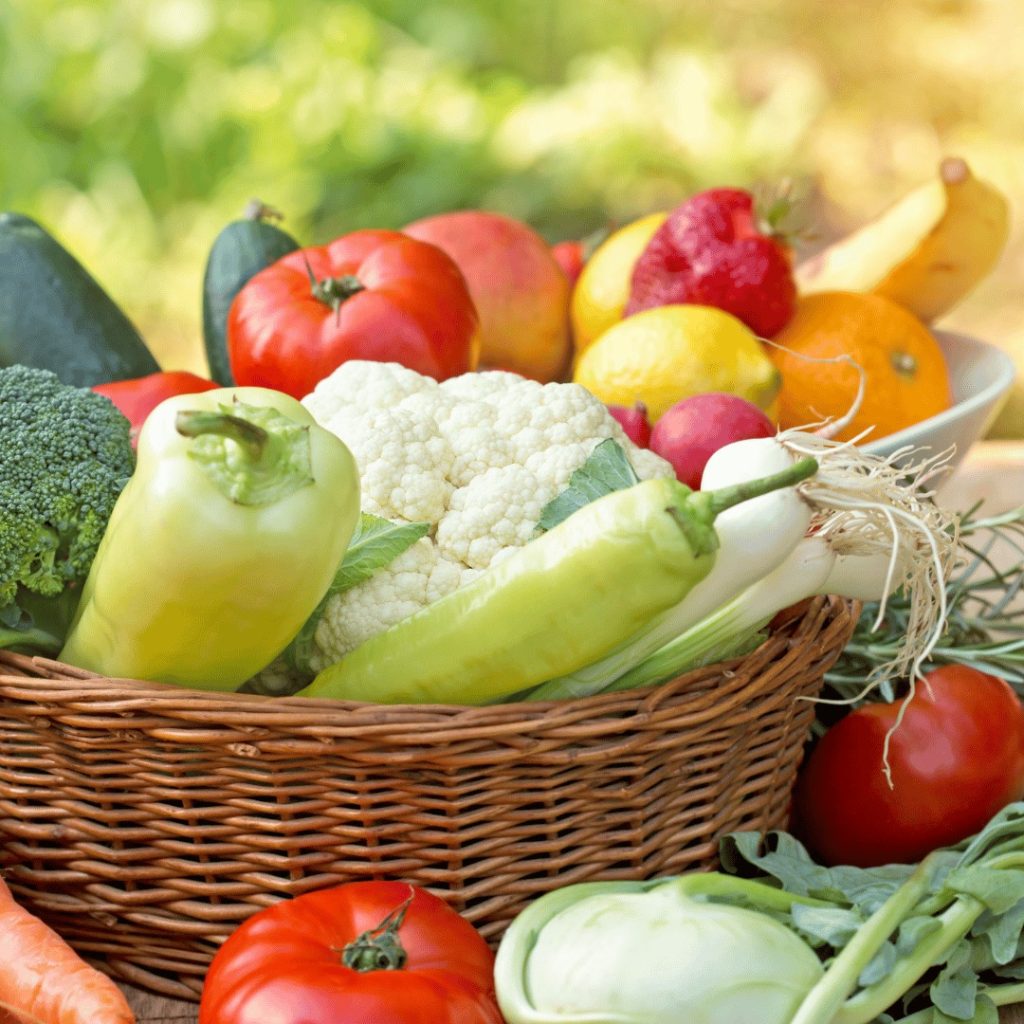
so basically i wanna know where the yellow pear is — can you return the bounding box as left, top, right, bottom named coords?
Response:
left=796, top=157, right=1010, bottom=322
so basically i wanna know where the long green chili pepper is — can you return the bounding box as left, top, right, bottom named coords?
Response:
left=300, top=457, right=817, bottom=705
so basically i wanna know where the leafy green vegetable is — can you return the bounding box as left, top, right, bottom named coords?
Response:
left=535, top=438, right=639, bottom=533
left=721, top=804, right=1024, bottom=1023
left=283, top=514, right=429, bottom=676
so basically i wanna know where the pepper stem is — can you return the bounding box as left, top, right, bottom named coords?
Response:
left=705, top=456, right=818, bottom=516
left=339, top=891, right=414, bottom=972
left=175, top=410, right=268, bottom=460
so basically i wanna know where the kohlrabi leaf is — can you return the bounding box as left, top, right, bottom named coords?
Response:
left=930, top=939, right=978, bottom=1019
left=896, top=916, right=943, bottom=959
left=859, top=939, right=896, bottom=987
left=536, top=438, right=639, bottom=533
left=790, top=904, right=862, bottom=949
left=945, top=868, right=1024, bottom=915
left=825, top=864, right=919, bottom=916
left=720, top=831, right=832, bottom=898
left=720, top=830, right=913, bottom=910
left=975, top=899, right=1024, bottom=965
left=956, top=805, right=1024, bottom=868
left=284, top=514, right=430, bottom=676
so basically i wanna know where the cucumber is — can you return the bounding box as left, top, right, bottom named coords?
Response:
left=202, top=200, right=300, bottom=385
left=0, top=212, right=160, bottom=386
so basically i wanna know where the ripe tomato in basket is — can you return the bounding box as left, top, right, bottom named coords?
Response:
left=199, top=881, right=504, bottom=1024
left=795, top=665, right=1024, bottom=867
left=227, top=229, right=481, bottom=398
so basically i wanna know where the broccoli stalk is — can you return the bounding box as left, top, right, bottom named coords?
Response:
left=0, top=365, right=134, bottom=655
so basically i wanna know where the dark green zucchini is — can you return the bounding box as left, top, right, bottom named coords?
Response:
left=0, top=212, right=159, bottom=386
left=202, top=200, right=300, bottom=385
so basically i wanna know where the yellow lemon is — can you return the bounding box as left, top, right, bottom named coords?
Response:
left=574, top=305, right=781, bottom=421
left=571, top=212, right=667, bottom=354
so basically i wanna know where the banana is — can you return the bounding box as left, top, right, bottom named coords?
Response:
left=796, top=157, right=1010, bottom=322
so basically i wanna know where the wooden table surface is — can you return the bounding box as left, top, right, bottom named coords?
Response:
left=104, top=441, right=1022, bottom=1021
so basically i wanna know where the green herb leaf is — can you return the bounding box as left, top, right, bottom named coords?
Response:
left=284, top=514, right=430, bottom=676
left=535, top=438, right=639, bottom=533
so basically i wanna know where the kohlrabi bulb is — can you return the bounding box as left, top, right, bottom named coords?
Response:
left=504, top=878, right=823, bottom=1024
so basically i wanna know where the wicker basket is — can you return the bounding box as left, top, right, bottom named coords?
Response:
left=0, top=595, right=854, bottom=1001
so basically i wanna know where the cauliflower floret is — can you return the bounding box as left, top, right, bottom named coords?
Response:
left=300, top=361, right=673, bottom=668
left=312, top=401, right=455, bottom=523
left=436, top=465, right=550, bottom=569
left=312, top=537, right=467, bottom=667
left=304, top=360, right=436, bottom=422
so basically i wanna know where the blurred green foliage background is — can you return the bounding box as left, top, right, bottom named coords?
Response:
left=2, top=0, right=1022, bottom=432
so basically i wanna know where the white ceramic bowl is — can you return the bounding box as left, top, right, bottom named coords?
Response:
left=861, top=330, right=1016, bottom=473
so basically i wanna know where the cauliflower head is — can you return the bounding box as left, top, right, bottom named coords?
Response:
left=300, top=361, right=672, bottom=670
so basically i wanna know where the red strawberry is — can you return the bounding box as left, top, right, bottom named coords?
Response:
left=625, top=188, right=796, bottom=337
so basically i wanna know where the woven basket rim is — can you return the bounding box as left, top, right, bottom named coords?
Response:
left=0, top=595, right=853, bottom=725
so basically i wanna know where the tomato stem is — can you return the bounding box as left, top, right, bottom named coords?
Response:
left=340, top=891, right=414, bottom=972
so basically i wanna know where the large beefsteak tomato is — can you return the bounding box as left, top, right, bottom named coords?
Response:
left=227, top=229, right=480, bottom=398
left=795, top=665, right=1024, bottom=867
left=198, top=881, right=503, bottom=1024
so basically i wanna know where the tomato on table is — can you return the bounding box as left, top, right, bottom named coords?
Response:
left=199, top=881, right=504, bottom=1024
left=795, top=665, right=1024, bottom=866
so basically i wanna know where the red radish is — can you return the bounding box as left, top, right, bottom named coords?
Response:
left=650, top=393, right=775, bottom=489
left=607, top=402, right=652, bottom=448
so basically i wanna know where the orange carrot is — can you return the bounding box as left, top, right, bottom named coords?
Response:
left=0, top=878, right=134, bottom=1024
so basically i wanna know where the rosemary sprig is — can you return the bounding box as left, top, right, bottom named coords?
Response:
left=825, top=504, right=1024, bottom=705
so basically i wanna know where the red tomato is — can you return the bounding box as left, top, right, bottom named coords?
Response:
left=92, top=371, right=220, bottom=445
left=227, top=230, right=481, bottom=398
left=795, top=665, right=1024, bottom=867
left=199, top=881, right=503, bottom=1024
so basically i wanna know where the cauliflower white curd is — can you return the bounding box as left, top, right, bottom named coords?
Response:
left=296, top=361, right=671, bottom=672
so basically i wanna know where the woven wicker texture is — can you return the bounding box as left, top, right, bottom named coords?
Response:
left=0, top=594, right=854, bottom=1001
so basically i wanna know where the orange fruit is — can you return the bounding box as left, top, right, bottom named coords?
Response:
left=770, top=292, right=952, bottom=442
left=571, top=212, right=666, bottom=354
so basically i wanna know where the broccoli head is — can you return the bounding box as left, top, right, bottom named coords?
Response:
left=1, top=365, right=134, bottom=650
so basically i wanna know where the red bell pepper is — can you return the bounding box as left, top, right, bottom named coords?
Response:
left=93, top=371, right=220, bottom=444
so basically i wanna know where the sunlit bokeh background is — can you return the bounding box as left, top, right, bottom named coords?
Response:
left=2, top=0, right=1022, bottom=433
